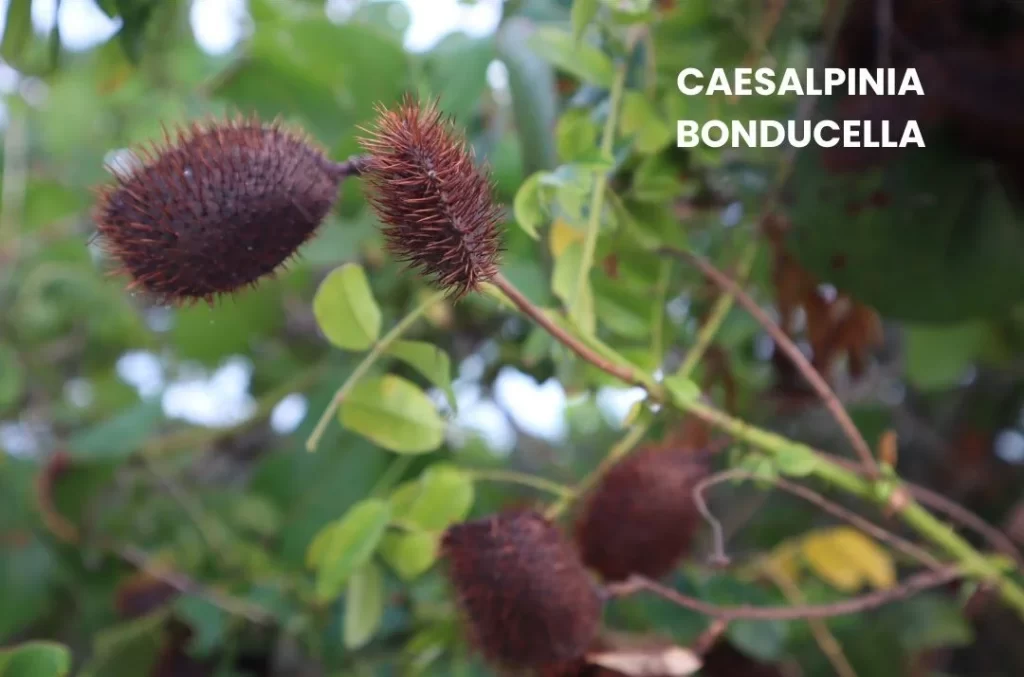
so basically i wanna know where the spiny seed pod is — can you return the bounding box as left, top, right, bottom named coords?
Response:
left=574, top=445, right=710, bottom=582
left=94, top=116, right=351, bottom=305
left=359, top=95, right=502, bottom=298
left=440, top=510, right=602, bottom=670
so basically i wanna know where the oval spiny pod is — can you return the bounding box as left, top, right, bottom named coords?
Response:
left=359, top=95, right=502, bottom=299
left=441, top=510, right=602, bottom=670
left=574, top=444, right=710, bottom=582
left=94, top=116, right=355, bottom=304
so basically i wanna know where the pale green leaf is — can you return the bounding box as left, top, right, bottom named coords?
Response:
left=528, top=26, right=614, bottom=87
left=403, top=464, right=475, bottom=530
left=571, top=0, right=600, bottom=42
left=310, top=498, right=391, bottom=602
left=313, top=264, right=382, bottom=351
left=664, top=374, right=701, bottom=407
left=379, top=531, right=440, bottom=581
left=340, top=375, right=446, bottom=454
left=0, top=642, right=71, bottom=677
left=513, top=172, right=545, bottom=239
left=386, top=340, right=456, bottom=410
left=343, top=561, right=385, bottom=649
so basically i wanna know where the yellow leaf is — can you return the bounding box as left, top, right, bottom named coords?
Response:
left=801, top=527, right=896, bottom=592
left=762, top=540, right=803, bottom=583
left=549, top=218, right=584, bottom=258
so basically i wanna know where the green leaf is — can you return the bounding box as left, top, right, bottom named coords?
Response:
left=513, top=172, right=545, bottom=240
left=343, top=561, right=385, bottom=649
left=904, top=321, right=995, bottom=391
left=79, top=610, right=170, bottom=677
left=379, top=531, right=440, bottom=581
left=386, top=340, right=456, bottom=411
left=571, top=0, right=600, bottom=42
left=664, top=375, right=701, bottom=406
left=0, top=642, right=71, bottom=677
left=898, top=594, right=973, bottom=650
left=172, top=596, right=226, bottom=657
left=772, top=445, right=820, bottom=478
left=340, top=375, right=446, bottom=454
left=309, top=498, right=391, bottom=603
left=424, top=34, right=495, bottom=120
left=67, top=399, right=165, bottom=459
left=0, top=344, right=25, bottom=412
left=620, top=91, right=674, bottom=154
left=787, top=134, right=1024, bottom=323
left=403, top=464, right=475, bottom=530
left=556, top=109, right=601, bottom=162
left=497, top=18, right=559, bottom=174
left=527, top=26, right=615, bottom=88
left=0, top=0, right=33, bottom=66
left=552, top=242, right=596, bottom=336
left=313, top=264, right=382, bottom=351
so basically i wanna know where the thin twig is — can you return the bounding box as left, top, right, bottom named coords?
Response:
left=118, top=545, right=272, bottom=625
left=306, top=288, right=446, bottom=452
left=466, top=468, right=575, bottom=499
left=661, top=247, right=880, bottom=479
left=761, top=563, right=859, bottom=677
left=695, top=469, right=944, bottom=571
left=607, top=567, right=961, bottom=621
left=492, top=273, right=649, bottom=388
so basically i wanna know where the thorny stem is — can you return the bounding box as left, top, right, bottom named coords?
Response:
left=661, top=246, right=881, bottom=479
left=306, top=289, right=447, bottom=452
left=607, top=567, right=962, bottom=622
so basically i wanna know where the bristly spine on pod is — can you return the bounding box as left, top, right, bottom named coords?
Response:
left=358, top=95, right=503, bottom=299
left=440, top=510, right=603, bottom=670
left=92, top=115, right=363, bottom=306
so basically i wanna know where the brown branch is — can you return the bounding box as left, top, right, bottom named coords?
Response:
left=491, top=272, right=647, bottom=387
left=660, top=247, right=880, bottom=478
left=694, top=469, right=945, bottom=571
left=607, top=566, right=961, bottom=621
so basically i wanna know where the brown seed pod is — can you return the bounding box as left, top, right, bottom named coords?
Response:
left=359, top=95, right=502, bottom=298
left=94, top=116, right=351, bottom=305
left=574, top=445, right=710, bottom=582
left=440, top=510, right=602, bottom=670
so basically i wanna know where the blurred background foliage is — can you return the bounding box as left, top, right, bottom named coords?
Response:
left=0, top=0, right=1023, bottom=675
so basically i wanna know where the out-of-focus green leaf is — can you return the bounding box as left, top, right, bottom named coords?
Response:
left=379, top=531, right=440, bottom=581
left=308, top=498, right=390, bottom=603
left=386, top=340, right=456, bottom=410
left=498, top=18, right=559, bottom=174
left=313, top=264, right=382, bottom=351
left=0, top=344, right=25, bottom=412
left=401, top=464, right=475, bottom=531
left=340, top=375, right=446, bottom=454
left=172, top=596, right=227, bottom=657
left=527, top=26, right=614, bottom=87
left=0, top=641, right=71, bottom=677
left=620, top=91, right=674, bottom=154
left=514, top=172, right=546, bottom=239
left=343, top=561, right=385, bottom=649
left=572, top=0, right=600, bottom=41
left=78, top=609, right=170, bottom=677
left=424, top=34, right=495, bottom=120
left=0, top=0, right=33, bottom=66
left=67, top=399, right=164, bottom=460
